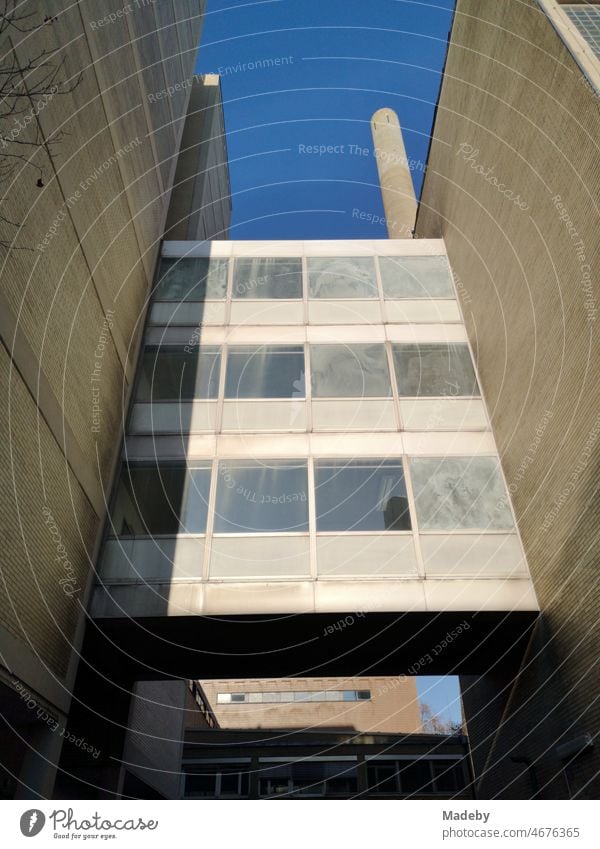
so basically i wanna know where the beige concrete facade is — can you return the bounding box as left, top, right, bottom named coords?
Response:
left=371, top=108, right=418, bottom=238
left=416, top=0, right=600, bottom=799
left=199, top=677, right=422, bottom=733
left=165, top=75, right=231, bottom=240
left=0, top=0, right=208, bottom=798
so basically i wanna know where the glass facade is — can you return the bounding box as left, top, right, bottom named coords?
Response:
left=307, top=256, right=378, bottom=298
left=224, top=346, right=305, bottom=399
left=311, top=344, right=391, bottom=397
left=216, top=689, right=371, bottom=704
left=136, top=346, right=221, bottom=401
left=564, top=6, right=600, bottom=57
left=411, top=456, right=514, bottom=530
left=379, top=255, right=454, bottom=298
left=232, top=257, right=302, bottom=299
left=110, top=463, right=211, bottom=535
left=214, top=461, right=309, bottom=533
left=155, top=257, right=228, bottom=300
left=315, top=459, right=411, bottom=532
left=393, top=344, right=479, bottom=397
left=96, top=242, right=531, bottom=612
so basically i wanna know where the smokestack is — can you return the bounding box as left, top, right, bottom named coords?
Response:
left=371, top=108, right=417, bottom=239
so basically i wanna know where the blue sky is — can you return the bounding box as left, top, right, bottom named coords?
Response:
left=196, top=0, right=460, bottom=725
left=196, top=0, right=455, bottom=239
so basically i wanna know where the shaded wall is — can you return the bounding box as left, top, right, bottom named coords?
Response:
left=417, top=0, right=600, bottom=798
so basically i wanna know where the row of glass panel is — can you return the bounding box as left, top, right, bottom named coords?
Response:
left=135, top=343, right=479, bottom=402
left=155, top=255, right=454, bottom=301
left=183, top=758, right=466, bottom=798
left=109, top=456, right=514, bottom=537
left=216, top=689, right=371, bottom=704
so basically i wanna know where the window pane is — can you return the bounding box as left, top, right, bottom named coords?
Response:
left=233, top=257, right=302, bottom=299
left=410, top=456, right=515, bottom=530
left=432, top=760, right=463, bottom=792
left=315, top=459, right=411, bottom=532
left=308, top=257, right=378, bottom=299
left=357, top=690, right=371, bottom=700
left=155, top=257, right=228, bottom=301
left=214, top=460, right=309, bottom=533
left=400, top=760, right=433, bottom=794
left=110, top=463, right=211, bottom=535
left=185, top=773, right=217, bottom=797
left=393, top=344, right=479, bottom=397
left=311, top=344, right=391, bottom=397
left=136, top=347, right=220, bottom=401
left=379, top=256, right=454, bottom=298
left=564, top=7, right=600, bottom=58
left=225, top=346, right=305, bottom=398
left=367, top=764, right=399, bottom=794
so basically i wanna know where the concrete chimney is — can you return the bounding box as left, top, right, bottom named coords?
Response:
left=371, top=108, right=417, bottom=238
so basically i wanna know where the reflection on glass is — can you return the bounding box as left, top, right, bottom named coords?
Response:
left=410, top=456, right=515, bottom=530
left=225, top=345, right=305, bottom=398
left=110, top=463, right=211, bottom=535
left=136, top=347, right=221, bottom=400
left=233, top=257, right=302, bottom=299
left=214, top=460, right=309, bottom=533
left=155, top=257, right=228, bottom=301
left=308, top=257, right=378, bottom=299
left=315, top=459, right=411, bottom=532
left=393, top=344, right=479, bottom=397
left=379, top=255, right=454, bottom=298
left=311, top=344, right=391, bottom=397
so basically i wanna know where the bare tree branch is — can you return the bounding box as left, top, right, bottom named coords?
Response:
left=0, top=4, right=82, bottom=251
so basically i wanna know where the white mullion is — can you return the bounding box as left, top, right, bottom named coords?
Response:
left=385, top=340, right=403, bottom=432
left=403, top=455, right=425, bottom=579
left=202, top=457, right=220, bottom=581
left=307, top=456, right=318, bottom=581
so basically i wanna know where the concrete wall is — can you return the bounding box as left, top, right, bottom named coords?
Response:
left=199, top=677, right=422, bottom=733
left=416, top=0, right=600, bottom=799
left=122, top=680, right=188, bottom=799
left=0, top=0, right=206, bottom=797
left=165, top=75, right=231, bottom=240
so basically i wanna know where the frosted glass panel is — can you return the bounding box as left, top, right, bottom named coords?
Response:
left=210, top=536, right=310, bottom=578
left=221, top=400, right=307, bottom=432
left=225, top=346, right=305, bottom=398
left=308, top=257, right=378, bottom=298
left=311, top=399, right=396, bottom=431
left=149, top=302, right=226, bottom=326
left=315, top=459, right=411, bottom=532
left=393, top=344, right=479, bottom=397
left=410, top=457, right=514, bottom=530
left=214, top=460, right=309, bottom=533
left=316, top=535, right=418, bottom=576
left=233, top=257, right=302, bottom=299
left=155, top=258, right=228, bottom=300
left=379, top=256, right=454, bottom=298
left=136, top=347, right=220, bottom=400
left=311, top=344, right=391, bottom=397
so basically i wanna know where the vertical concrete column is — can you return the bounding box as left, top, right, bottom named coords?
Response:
left=15, top=723, right=65, bottom=800
left=371, top=108, right=417, bottom=238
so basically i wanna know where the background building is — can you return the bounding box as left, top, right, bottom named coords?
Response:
left=416, top=0, right=600, bottom=799
left=199, top=677, right=421, bottom=733
left=0, top=1, right=232, bottom=799
left=181, top=728, right=473, bottom=799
